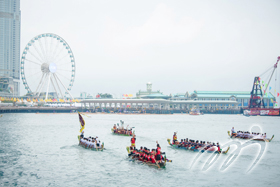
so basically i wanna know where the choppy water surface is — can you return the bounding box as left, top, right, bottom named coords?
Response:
left=0, top=113, right=280, bottom=186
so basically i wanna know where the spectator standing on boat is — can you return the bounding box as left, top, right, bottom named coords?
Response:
left=131, top=135, right=136, bottom=148
left=126, top=125, right=129, bottom=135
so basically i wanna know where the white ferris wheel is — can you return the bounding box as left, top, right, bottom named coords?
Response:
left=21, top=33, right=75, bottom=100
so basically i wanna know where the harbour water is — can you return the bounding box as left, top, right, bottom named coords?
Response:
left=1, top=113, right=280, bottom=186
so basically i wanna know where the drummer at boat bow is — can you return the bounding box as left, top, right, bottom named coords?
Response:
left=231, top=127, right=236, bottom=136
left=81, top=130, right=84, bottom=138
left=173, top=132, right=177, bottom=144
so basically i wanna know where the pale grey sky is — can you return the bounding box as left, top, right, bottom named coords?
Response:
left=20, top=0, right=280, bottom=98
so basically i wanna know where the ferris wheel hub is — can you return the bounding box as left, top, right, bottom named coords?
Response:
left=49, top=63, right=57, bottom=73
left=40, top=63, right=57, bottom=73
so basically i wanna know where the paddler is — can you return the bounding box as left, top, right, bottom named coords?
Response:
left=173, top=132, right=178, bottom=144
left=155, top=141, right=163, bottom=168
left=150, top=151, right=156, bottom=164
left=131, top=134, right=136, bottom=148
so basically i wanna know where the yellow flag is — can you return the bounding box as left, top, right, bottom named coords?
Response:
left=78, top=112, right=85, bottom=133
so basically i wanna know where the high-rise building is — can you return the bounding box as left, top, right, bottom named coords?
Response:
left=0, top=0, right=21, bottom=97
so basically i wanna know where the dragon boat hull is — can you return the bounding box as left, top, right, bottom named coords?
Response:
left=128, top=156, right=166, bottom=168
left=227, top=131, right=274, bottom=142
left=167, top=139, right=229, bottom=154
left=78, top=135, right=105, bottom=151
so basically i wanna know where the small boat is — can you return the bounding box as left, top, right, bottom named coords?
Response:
left=112, top=120, right=135, bottom=136
left=111, top=128, right=135, bottom=136
left=167, top=139, right=230, bottom=154
left=78, top=135, right=105, bottom=151
left=227, top=131, right=274, bottom=142
left=189, top=107, right=200, bottom=115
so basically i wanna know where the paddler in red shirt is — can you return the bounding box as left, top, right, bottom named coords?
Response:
left=131, top=135, right=136, bottom=148
left=150, top=152, right=156, bottom=163
left=155, top=141, right=162, bottom=168
left=217, top=142, right=221, bottom=153
left=144, top=149, right=150, bottom=162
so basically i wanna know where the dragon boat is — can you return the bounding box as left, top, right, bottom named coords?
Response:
left=78, top=135, right=105, bottom=151
left=77, top=112, right=104, bottom=151
left=126, top=147, right=167, bottom=168
left=111, top=128, right=135, bottom=136
left=227, top=131, right=274, bottom=142
left=167, top=139, right=230, bottom=154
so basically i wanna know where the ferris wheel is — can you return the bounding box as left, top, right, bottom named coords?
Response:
left=21, top=33, right=75, bottom=100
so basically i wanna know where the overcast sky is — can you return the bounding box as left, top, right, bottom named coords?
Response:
left=20, top=0, right=280, bottom=98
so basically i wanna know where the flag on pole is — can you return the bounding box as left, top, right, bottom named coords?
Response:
left=78, top=112, right=85, bottom=133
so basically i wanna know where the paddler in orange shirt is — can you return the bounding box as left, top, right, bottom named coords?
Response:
left=113, top=124, right=117, bottom=132
left=173, top=132, right=178, bottom=144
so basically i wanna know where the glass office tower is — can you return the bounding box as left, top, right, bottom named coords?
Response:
left=0, top=0, right=21, bottom=97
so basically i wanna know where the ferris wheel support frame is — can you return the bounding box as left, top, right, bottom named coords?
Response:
left=53, top=73, right=74, bottom=100
left=45, top=73, right=51, bottom=100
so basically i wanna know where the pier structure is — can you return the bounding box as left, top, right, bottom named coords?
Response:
left=80, top=99, right=238, bottom=111
left=80, top=99, right=170, bottom=111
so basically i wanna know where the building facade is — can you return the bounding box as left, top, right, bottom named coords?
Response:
left=0, top=0, right=21, bottom=97
left=171, top=91, right=275, bottom=109
left=136, top=82, right=163, bottom=98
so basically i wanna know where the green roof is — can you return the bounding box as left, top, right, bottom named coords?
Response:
left=195, top=91, right=250, bottom=95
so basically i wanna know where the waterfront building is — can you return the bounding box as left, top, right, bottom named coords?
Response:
left=171, top=91, right=275, bottom=109
left=0, top=0, right=21, bottom=97
left=80, top=92, right=87, bottom=99
left=141, top=93, right=170, bottom=99
left=136, top=82, right=163, bottom=98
